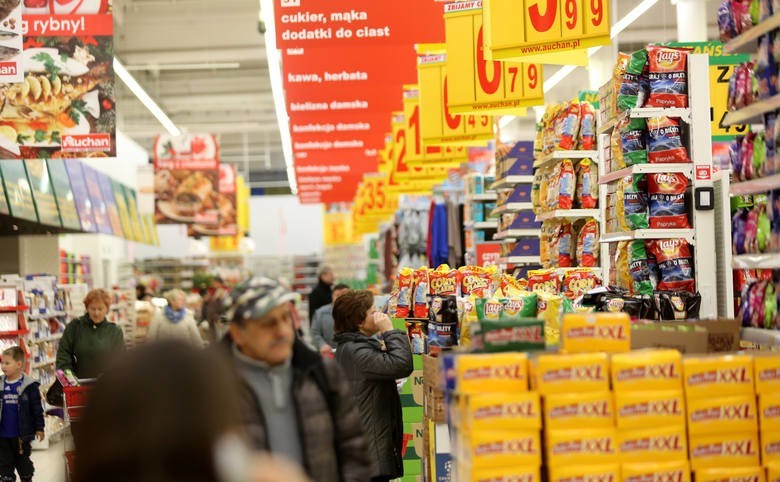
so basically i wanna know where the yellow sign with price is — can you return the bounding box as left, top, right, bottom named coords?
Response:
left=445, top=1, right=545, bottom=114
left=323, top=211, right=355, bottom=246
left=417, top=44, right=494, bottom=146
left=482, top=0, right=610, bottom=62
left=402, top=85, right=468, bottom=164
left=390, top=109, right=462, bottom=183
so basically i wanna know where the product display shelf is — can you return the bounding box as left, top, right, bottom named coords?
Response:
left=31, top=359, right=54, bottom=370
left=463, top=220, right=498, bottom=230
left=600, top=229, right=696, bottom=243
left=741, top=327, right=780, bottom=348
left=535, top=209, right=600, bottom=222
left=499, top=256, right=539, bottom=264
left=491, top=202, right=534, bottom=216
left=724, top=11, right=780, bottom=54
left=599, top=164, right=694, bottom=184
left=730, top=173, right=780, bottom=195
left=722, top=93, right=780, bottom=126
left=464, top=192, right=497, bottom=202
left=598, top=107, right=692, bottom=135
left=494, top=229, right=541, bottom=240
left=532, top=150, right=599, bottom=170
left=732, top=253, right=780, bottom=269
left=490, top=175, right=534, bottom=190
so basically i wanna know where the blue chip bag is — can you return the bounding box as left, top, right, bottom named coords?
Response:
left=621, top=117, right=648, bottom=166
left=648, top=172, right=690, bottom=229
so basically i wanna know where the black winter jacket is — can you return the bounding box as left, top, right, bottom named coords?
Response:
left=308, top=281, right=332, bottom=322
left=334, top=329, right=414, bottom=479
left=0, top=375, right=44, bottom=442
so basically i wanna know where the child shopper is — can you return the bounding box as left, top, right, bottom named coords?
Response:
left=0, top=347, right=44, bottom=482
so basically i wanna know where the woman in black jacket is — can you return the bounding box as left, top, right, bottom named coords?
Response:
left=333, top=290, right=413, bottom=482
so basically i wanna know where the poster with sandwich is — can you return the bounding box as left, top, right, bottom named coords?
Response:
left=153, top=133, right=220, bottom=226
left=188, top=163, right=237, bottom=236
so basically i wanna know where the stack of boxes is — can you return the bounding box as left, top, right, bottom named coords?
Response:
left=757, top=355, right=780, bottom=481
left=395, top=318, right=425, bottom=482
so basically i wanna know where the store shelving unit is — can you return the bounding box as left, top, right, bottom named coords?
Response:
left=490, top=175, right=534, bottom=190
left=598, top=107, right=692, bottom=135
left=721, top=94, right=780, bottom=126
left=599, top=164, right=694, bottom=184
left=724, top=12, right=780, bottom=54
left=134, top=258, right=209, bottom=292
left=535, top=209, right=601, bottom=222
left=532, top=150, right=599, bottom=170
left=741, top=327, right=780, bottom=348
left=730, top=174, right=780, bottom=195
left=59, top=250, right=92, bottom=287
left=600, top=229, right=696, bottom=243
left=499, top=256, right=539, bottom=264
left=464, top=220, right=498, bottom=230
left=732, top=253, right=780, bottom=270
left=491, top=203, right=534, bottom=216
left=494, top=229, right=541, bottom=240
left=464, top=192, right=497, bottom=202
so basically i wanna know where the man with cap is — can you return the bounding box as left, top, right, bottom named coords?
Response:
left=221, top=277, right=371, bottom=482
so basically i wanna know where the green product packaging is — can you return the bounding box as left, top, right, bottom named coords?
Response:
left=621, top=118, right=648, bottom=166
left=624, top=174, right=649, bottom=230
left=501, top=293, right=538, bottom=319
left=475, top=297, right=503, bottom=321
left=478, top=318, right=546, bottom=353
left=628, top=240, right=656, bottom=296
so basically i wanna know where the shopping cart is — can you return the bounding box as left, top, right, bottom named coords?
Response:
left=63, top=383, right=94, bottom=481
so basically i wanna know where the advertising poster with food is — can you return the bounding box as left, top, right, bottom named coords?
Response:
left=153, top=133, right=220, bottom=226
left=0, top=159, right=35, bottom=221
left=62, top=158, right=94, bottom=231
left=188, top=163, right=237, bottom=237
left=0, top=0, right=115, bottom=158
left=0, top=0, right=24, bottom=84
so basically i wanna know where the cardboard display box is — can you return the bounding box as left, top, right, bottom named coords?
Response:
left=631, top=319, right=740, bottom=354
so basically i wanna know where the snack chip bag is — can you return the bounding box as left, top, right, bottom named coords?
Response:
left=613, top=52, right=631, bottom=112
left=537, top=291, right=562, bottom=346
left=648, top=172, right=690, bottom=229
left=558, top=101, right=581, bottom=150
left=558, top=221, right=574, bottom=268
left=562, top=269, right=601, bottom=300
left=647, top=239, right=695, bottom=293
left=459, top=266, right=495, bottom=298
left=528, top=269, right=560, bottom=295
left=618, top=50, right=649, bottom=111
left=476, top=297, right=504, bottom=321
left=579, top=102, right=596, bottom=150
left=502, top=292, right=539, bottom=319
left=459, top=295, right=479, bottom=347
left=429, top=265, right=459, bottom=297
left=576, top=219, right=600, bottom=267
left=576, top=158, right=598, bottom=209
left=395, top=268, right=414, bottom=318
left=647, top=116, right=689, bottom=163
left=624, top=174, right=649, bottom=230
left=558, top=159, right=576, bottom=210
left=412, top=267, right=430, bottom=318
left=611, top=117, right=627, bottom=170
left=548, top=221, right=563, bottom=269
left=628, top=240, right=659, bottom=295
left=621, top=117, right=649, bottom=166
left=646, top=46, right=689, bottom=108
left=547, top=164, right=561, bottom=210
left=532, top=171, right=543, bottom=214
left=615, top=241, right=634, bottom=292
left=500, top=274, right=529, bottom=297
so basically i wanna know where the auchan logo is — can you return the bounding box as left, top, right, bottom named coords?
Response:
left=0, top=62, right=17, bottom=76
left=62, top=134, right=112, bottom=153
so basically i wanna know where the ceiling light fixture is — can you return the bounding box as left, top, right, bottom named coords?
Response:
left=124, top=62, right=241, bottom=72
left=260, top=0, right=297, bottom=195
left=114, top=57, right=181, bottom=137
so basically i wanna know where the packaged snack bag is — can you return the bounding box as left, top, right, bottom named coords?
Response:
left=647, top=117, right=689, bottom=163
left=558, top=159, right=576, bottom=210
left=611, top=117, right=627, bottom=170
left=622, top=461, right=690, bottom=482
left=614, top=241, right=633, bottom=292
left=579, top=102, right=596, bottom=150
left=545, top=427, right=618, bottom=467
left=532, top=170, right=543, bottom=214
left=614, top=390, right=686, bottom=430
left=647, top=239, right=695, bottom=293
left=547, top=164, right=561, bottom=210
left=648, top=172, right=690, bottom=229
left=543, top=391, right=614, bottom=430
left=502, top=292, right=538, bottom=319
left=561, top=312, right=631, bottom=354
left=614, top=179, right=631, bottom=232
left=533, top=352, right=610, bottom=395
left=558, top=221, right=574, bottom=267
left=536, top=292, right=562, bottom=346
left=618, top=49, right=649, bottom=111
left=762, top=430, right=780, bottom=464
left=683, top=354, right=755, bottom=398
left=688, top=431, right=760, bottom=470
left=455, top=353, right=529, bottom=394
left=462, top=430, right=542, bottom=468
left=499, top=273, right=529, bottom=297
left=464, top=391, right=541, bottom=431
left=618, top=425, right=688, bottom=464
left=613, top=52, right=631, bottom=112
left=412, top=268, right=430, bottom=318
left=558, top=101, right=581, bottom=150
left=646, top=46, right=689, bottom=108
left=459, top=266, right=495, bottom=298
left=540, top=220, right=553, bottom=267
left=527, top=269, right=560, bottom=295
left=696, top=467, right=765, bottom=482
left=429, top=265, right=459, bottom=297
left=458, top=295, right=478, bottom=347
left=562, top=269, right=601, bottom=300
left=406, top=321, right=425, bottom=354
left=624, top=174, right=649, bottom=230
left=549, top=465, right=620, bottom=482
left=476, top=297, right=504, bottom=321
left=395, top=268, right=414, bottom=318
left=628, top=240, right=659, bottom=295
left=610, top=349, right=683, bottom=392
left=576, top=219, right=600, bottom=267
left=687, top=394, right=758, bottom=436
left=576, top=158, right=598, bottom=209
left=479, top=318, right=546, bottom=353
left=621, top=117, right=649, bottom=165
left=754, top=353, right=780, bottom=395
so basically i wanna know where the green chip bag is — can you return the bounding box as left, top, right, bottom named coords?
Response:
left=501, top=293, right=538, bottom=319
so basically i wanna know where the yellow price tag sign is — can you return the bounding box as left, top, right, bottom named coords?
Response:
left=403, top=85, right=469, bottom=163
left=417, top=45, right=494, bottom=146
left=482, top=0, right=609, bottom=62
left=710, top=62, right=749, bottom=137
left=445, top=2, right=544, bottom=115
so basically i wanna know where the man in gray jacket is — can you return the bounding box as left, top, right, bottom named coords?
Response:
left=220, top=277, right=372, bottom=482
left=311, top=283, right=350, bottom=355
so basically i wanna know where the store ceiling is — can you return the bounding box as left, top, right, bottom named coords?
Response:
left=114, top=0, right=721, bottom=192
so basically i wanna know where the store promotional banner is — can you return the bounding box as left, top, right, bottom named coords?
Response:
left=81, top=163, right=112, bottom=235
left=63, top=159, right=95, bottom=232
left=25, top=159, right=61, bottom=228
left=210, top=175, right=248, bottom=252
left=153, top=133, right=220, bottom=226
left=0, top=0, right=23, bottom=84
left=46, top=158, right=81, bottom=230
left=0, top=160, right=36, bottom=222
left=0, top=4, right=116, bottom=158
left=444, top=2, right=544, bottom=115
left=188, top=163, right=238, bottom=237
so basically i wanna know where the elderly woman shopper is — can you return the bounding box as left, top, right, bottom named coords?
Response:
left=332, top=290, right=413, bottom=482
left=147, top=289, right=203, bottom=346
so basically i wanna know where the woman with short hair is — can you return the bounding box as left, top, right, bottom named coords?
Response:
left=147, top=288, right=203, bottom=346
left=332, top=290, right=413, bottom=482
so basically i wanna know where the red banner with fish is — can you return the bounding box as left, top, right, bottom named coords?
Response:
left=153, top=133, right=221, bottom=226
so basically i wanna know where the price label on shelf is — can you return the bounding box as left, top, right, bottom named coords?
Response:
left=481, top=0, right=609, bottom=62
left=444, top=2, right=544, bottom=115
left=417, top=45, right=494, bottom=146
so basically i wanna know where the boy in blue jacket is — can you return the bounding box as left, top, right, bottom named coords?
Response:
left=0, top=347, right=44, bottom=482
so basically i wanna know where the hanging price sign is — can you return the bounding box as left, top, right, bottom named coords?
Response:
left=417, top=45, right=494, bottom=146
left=402, top=85, right=468, bottom=165
left=444, top=1, right=544, bottom=115
left=389, top=109, right=458, bottom=182
left=481, top=0, right=609, bottom=62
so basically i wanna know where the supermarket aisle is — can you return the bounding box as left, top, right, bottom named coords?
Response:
left=32, top=441, right=66, bottom=481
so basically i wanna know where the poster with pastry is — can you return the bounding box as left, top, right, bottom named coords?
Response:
left=153, top=133, right=220, bottom=226
left=0, top=4, right=115, bottom=158
left=188, top=163, right=237, bottom=236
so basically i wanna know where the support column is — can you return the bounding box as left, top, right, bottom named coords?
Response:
left=674, top=0, right=708, bottom=42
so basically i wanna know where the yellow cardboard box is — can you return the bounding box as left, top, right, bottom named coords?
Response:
left=688, top=431, right=760, bottom=470
left=621, top=461, right=690, bottom=482
left=533, top=352, right=610, bottom=395
left=683, top=354, right=755, bottom=399
left=546, top=428, right=618, bottom=467
left=610, top=350, right=683, bottom=392
left=561, top=313, right=631, bottom=354
left=548, top=464, right=620, bottom=482
left=762, top=431, right=780, bottom=464
left=687, top=394, right=758, bottom=436
left=459, top=464, right=540, bottom=482
left=543, top=391, right=615, bottom=430
left=761, top=393, right=780, bottom=433
left=768, top=461, right=780, bottom=482
left=456, top=353, right=529, bottom=394
left=617, top=425, right=688, bottom=464
left=461, top=430, right=542, bottom=469
left=754, top=353, right=780, bottom=395
left=464, top=391, right=542, bottom=432
left=614, top=390, right=686, bottom=430
left=696, top=467, right=765, bottom=482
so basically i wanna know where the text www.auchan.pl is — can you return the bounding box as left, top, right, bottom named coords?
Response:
left=520, top=39, right=581, bottom=54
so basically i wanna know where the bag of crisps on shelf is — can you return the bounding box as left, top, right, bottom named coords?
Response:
left=528, top=269, right=560, bottom=295
left=395, top=268, right=414, bottom=318
left=576, top=158, right=598, bottom=209
left=412, top=267, right=430, bottom=319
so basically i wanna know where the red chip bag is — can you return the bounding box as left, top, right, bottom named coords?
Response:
left=562, top=269, right=602, bottom=299
left=460, top=266, right=494, bottom=298
left=576, top=219, right=600, bottom=267
left=429, top=265, right=459, bottom=297
left=646, top=46, right=689, bottom=108
left=647, top=239, right=695, bottom=293
left=558, top=221, right=574, bottom=268
left=395, top=268, right=414, bottom=318
left=648, top=173, right=690, bottom=229
left=527, top=269, right=560, bottom=295
left=412, top=268, right=430, bottom=319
